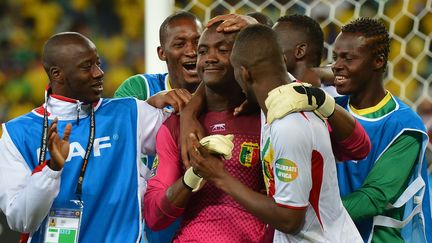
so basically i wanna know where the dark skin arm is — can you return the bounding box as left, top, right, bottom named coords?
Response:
left=188, top=134, right=306, bottom=234
left=328, top=104, right=356, bottom=141
left=165, top=177, right=195, bottom=208
left=146, top=88, right=192, bottom=112
left=299, top=68, right=321, bottom=87
left=311, top=66, right=335, bottom=86
left=180, top=82, right=207, bottom=168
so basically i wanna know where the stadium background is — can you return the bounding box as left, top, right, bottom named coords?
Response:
left=0, top=0, right=431, bottom=241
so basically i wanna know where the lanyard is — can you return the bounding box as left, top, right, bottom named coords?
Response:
left=76, top=107, right=95, bottom=199
left=38, top=97, right=96, bottom=201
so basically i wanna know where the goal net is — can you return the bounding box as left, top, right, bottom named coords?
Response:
left=175, top=0, right=432, bottom=171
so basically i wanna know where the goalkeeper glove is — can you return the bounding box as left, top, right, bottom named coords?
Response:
left=183, top=167, right=204, bottom=192
left=183, top=134, right=234, bottom=191
left=265, top=82, right=335, bottom=123
left=199, top=134, right=234, bottom=160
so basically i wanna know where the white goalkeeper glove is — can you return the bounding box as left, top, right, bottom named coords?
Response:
left=265, top=82, right=335, bottom=123
left=199, top=134, right=234, bottom=160
left=183, top=134, right=234, bottom=191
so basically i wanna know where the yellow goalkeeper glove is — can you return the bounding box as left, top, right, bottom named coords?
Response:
left=265, top=82, right=335, bottom=123
left=199, top=134, right=234, bottom=160
left=183, top=134, right=234, bottom=192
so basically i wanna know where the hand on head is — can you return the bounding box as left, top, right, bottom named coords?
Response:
left=207, top=14, right=258, bottom=33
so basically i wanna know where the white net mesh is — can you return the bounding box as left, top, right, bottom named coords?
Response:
left=175, top=0, right=432, bottom=171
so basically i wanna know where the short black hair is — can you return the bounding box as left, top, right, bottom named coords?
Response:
left=232, top=24, right=284, bottom=70
left=276, top=14, right=324, bottom=66
left=342, top=17, right=390, bottom=72
left=42, top=32, right=92, bottom=75
left=159, top=11, right=200, bottom=46
left=246, top=12, right=274, bottom=27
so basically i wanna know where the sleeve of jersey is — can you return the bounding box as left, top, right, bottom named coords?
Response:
left=0, top=125, right=61, bottom=233
left=342, top=131, right=422, bottom=220
left=113, top=74, right=149, bottom=100
left=271, top=116, right=313, bottom=209
left=136, top=99, right=171, bottom=155
left=144, top=124, right=184, bottom=231
left=330, top=119, right=372, bottom=161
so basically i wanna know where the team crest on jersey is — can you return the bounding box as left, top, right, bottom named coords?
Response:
left=275, top=159, right=298, bottom=182
left=239, top=142, right=259, bottom=167
left=149, top=155, right=159, bottom=178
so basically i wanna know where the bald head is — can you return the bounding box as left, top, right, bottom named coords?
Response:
left=231, top=24, right=285, bottom=72
left=41, top=32, right=104, bottom=103
left=42, top=32, right=95, bottom=76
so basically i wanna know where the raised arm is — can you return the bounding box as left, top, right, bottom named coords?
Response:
left=311, top=65, right=335, bottom=86
left=329, top=106, right=371, bottom=161
left=265, top=82, right=371, bottom=161
left=179, top=82, right=207, bottom=167
left=0, top=120, right=71, bottom=232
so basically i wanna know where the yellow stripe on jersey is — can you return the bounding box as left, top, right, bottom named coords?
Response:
left=350, top=91, right=391, bottom=116
left=262, top=141, right=274, bottom=194
left=165, top=75, right=172, bottom=91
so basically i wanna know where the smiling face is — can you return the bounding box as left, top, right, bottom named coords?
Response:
left=49, top=36, right=104, bottom=103
left=196, top=27, right=236, bottom=89
left=331, top=32, right=376, bottom=95
left=159, top=17, right=202, bottom=90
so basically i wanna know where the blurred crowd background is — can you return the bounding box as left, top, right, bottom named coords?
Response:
left=0, top=0, right=431, bottom=239
left=175, top=0, right=432, bottom=152
left=2, top=0, right=431, bottom=163
left=0, top=0, right=145, bottom=122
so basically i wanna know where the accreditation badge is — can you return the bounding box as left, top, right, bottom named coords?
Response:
left=42, top=200, right=83, bottom=243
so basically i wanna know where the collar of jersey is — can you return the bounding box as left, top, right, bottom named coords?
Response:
left=33, top=94, right=102, bottom=120
left=165, top=74, right=172, bottom=91
left=349, top=91, right=391, bottom=116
